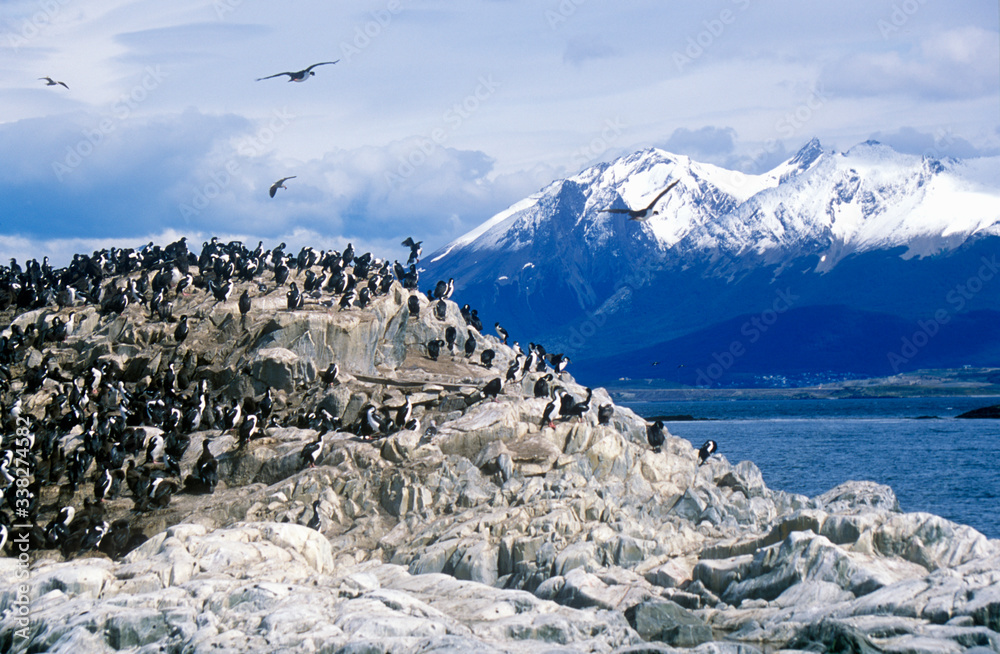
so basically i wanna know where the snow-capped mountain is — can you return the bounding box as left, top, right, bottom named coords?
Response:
left=424, top=140, right=1000, bottom=385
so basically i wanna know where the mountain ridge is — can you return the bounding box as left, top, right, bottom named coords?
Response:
left=424, top=139, right=1000, bottom=384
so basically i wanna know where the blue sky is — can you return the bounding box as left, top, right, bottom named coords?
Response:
left=1, top=0, right=998, bottom=265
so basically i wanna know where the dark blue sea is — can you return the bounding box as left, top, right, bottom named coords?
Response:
left=620, top=396, right=1000, bottom=539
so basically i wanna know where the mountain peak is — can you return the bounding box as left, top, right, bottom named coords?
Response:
left=789, top=137, right=824, bottom=169
left=430, top=139, right=1000, bottom=273
left=844, top=139, right=901, bottom=160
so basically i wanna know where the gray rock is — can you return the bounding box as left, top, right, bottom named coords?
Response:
left=625, top=598, right=714, bottom=647
left=6, top=261, right=1000, bottom=654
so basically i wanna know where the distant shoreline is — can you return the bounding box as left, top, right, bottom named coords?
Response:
left=604, top=367, right=1000, bottom=403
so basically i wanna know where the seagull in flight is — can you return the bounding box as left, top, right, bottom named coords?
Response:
left=39, top=77, right=69, bottom=89
left=256, top=61, right=339, bottom=82
left=600, top=179, right=681, bottom=221
left=269, top=176, right=296, bottom=198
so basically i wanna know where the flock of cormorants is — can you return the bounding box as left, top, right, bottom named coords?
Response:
left=0, top=235, right=656, bottom=564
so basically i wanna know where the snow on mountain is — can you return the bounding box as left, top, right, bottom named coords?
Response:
left=424, top=139, right=1000, bottom=382
left=435, top=138, right=1000, bottom=274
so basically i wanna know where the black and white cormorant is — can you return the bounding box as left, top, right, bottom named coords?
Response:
left=541, top=401, right=556, bottom=429
left=174, top=315, right=189, bottom=344
left=287, top=282, right=303, bottom=310
left=395, top=397, right=412, bottom=428
left=698, top=440, right=717, bottom=465
left=322, top=362, right=339, bottom=385
left=300, top=434, right=324, bottom=468
left=361, top=405, right=387, bottom=439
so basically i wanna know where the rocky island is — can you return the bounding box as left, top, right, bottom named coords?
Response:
left=0, top=239, right=997, bottom=653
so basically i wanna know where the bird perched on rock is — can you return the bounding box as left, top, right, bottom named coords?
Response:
left=483, top=377, right=502, bottom=402
left=427, top=339, right=445, bottom=361
left=176, top=273, right=193, bottom=295
left=256, top=61, right=338, bottom=82
left=395, top=397, right=412, bottom=429
left=433, top=278, right=454, bottom=300
left=549, top=353, right=570, bottom=376
left=93, top=468, right=115, bottom=503
left=287, top=282, right=303, bottom=310
left=238, top=289, right=251, bottom=317
left=480, top=349, right=495, bottom=368
left=44, top=507, right=75, bottom=549
left=273, top=262, right=290, bottom=287
left=646, top=420, right=665, bottom=453
left=599, top=179, right=680, bottom=221
left=300, top=434, right=324, bottom=468
left=418, top=420, right=438, bottom=447
left=698, top=440, right=717, bottom=465
left=506, top=357, right=521, bottom=384
left=98, top=518, right=134, bottom=560
left=541, top=401, right=557, bottom=429
left=468, top=309, right=483, bottom=333
left=445, top=326, right=457, bottom=353
left=146, top=477, right=178, bottom=510
left=184, top=440, right=218, bottom=494
left=464, top=331, right=477, bottom=358
left=238, top=413, right=259, bottom=448
left=360, top=405, right=388, bottom=439
left=598, top=404, right=614, bottom=425
left=174, top=315, right=189, bottom=344
left=534, top=374, right=553, bottom=398
left=495, top=322, right=509, bottom=345
left=407, top=295, right=420, bottom=318
left=434, top=299, right=447, bottom=321
left=562, top=387, right=592, bottom=421
left=209, top=279, right=233, bottom=303
left=322, top=362, right=339, bottom=385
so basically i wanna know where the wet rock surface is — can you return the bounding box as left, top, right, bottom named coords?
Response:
left=0, top=241, right=997, bottom=653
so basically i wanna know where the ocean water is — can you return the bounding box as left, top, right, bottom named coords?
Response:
left=620, top=396, right=1000, bottom=539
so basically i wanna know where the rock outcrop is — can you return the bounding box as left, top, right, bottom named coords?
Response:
left=0, top=241, right=997, bottom=653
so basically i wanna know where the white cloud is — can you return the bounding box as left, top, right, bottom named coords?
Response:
left=820, top=27, right=1000, bottom=100
left=0, top=1, right=997, bottom=262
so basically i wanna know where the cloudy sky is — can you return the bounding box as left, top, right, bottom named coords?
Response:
left=2, top=0, right=998, bottom=265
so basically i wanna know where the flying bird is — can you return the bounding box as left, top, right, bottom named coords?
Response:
left=269, top=176, right=296, bottom=198
left=600, top=179, right=681, bottom=221
left=256, top=61, right=339, bottom=82
left=39, top=76, right=68, bottom=89
left=402, top=237, right=422, bottom=264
